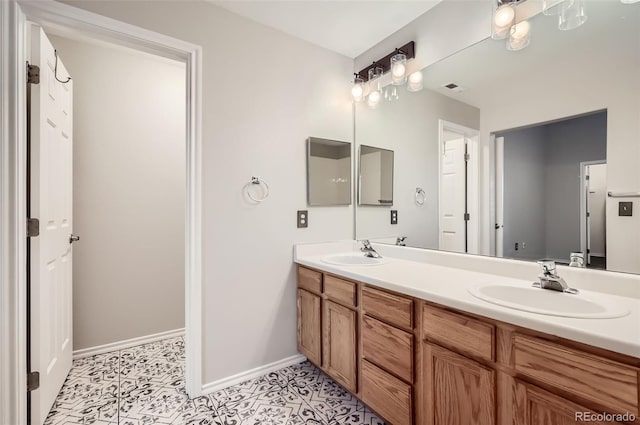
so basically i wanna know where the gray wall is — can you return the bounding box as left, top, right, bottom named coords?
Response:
left=544, top=112, right=607, bottom=260
left=500, top=111, right=607, bottom=263
left=50, top=35, right=187, bottom=350
left=502, top=126, right=547, bottom=260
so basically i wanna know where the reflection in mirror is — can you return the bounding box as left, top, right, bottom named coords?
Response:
left=359, top=145, right=394, bottom=206
left=307, top=138, right=351, bottom=206
left=355, top=1, right=640, bottom=274
left=495, top=111, right=607, bottom=268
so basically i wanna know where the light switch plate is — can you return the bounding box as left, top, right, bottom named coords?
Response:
left=619, top=202, right=633, bottom=217
left=390, top=210, right=398, bottom=225
left=297, top=210, right=308, bottom=228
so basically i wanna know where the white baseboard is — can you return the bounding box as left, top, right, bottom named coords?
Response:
left=72, top=328, right=185, bottom=359
left=201, top=354, right=307, bottom=394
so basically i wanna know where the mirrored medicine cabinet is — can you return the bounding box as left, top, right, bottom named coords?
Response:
left=307, top=137, right=352, bottom=206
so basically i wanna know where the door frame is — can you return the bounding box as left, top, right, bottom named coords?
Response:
left=580, top=160, right=606, bottom=263
left=1, top=2, right=203, bottom=423
left=494, top=135, right=505, bottom=258
left=437, top=119, right=480, bottom=254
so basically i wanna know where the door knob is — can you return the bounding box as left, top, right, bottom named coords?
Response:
left=69, top=234, right=80, bottom=244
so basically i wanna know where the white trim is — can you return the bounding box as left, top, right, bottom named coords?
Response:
left=580, top=160, right=607, bottom=263
left=494, top=136, right=505, bottom=258
left=437, top=119, right=480, bottom=255
left=73, top=328, right=185, bottom=359
left=1, top=2, right=28, bottom=425
left=201, top=355, right=307, bottom=395
left=2, top=1, right=204, bottom=420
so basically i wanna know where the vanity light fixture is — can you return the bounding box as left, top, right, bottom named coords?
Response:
left=493, top=0, right=587, bottom=51
left=351, top=74, right=366, bottom=103
left=558, top=0, right=587, bottom=30
left=492, top=3, right=516, bottom=39
left=507, top=20, right=531, bottom=51
left=542, top=0, right=573, bottom=15
left=390, top=52, right=407, bottom=85
left=367, top=90, right=382, bottom=108
left=351, top=41, right=418, bottom=106
left=407, top=71, right=424, bottom=92
left=367, top=66, right=383, bottom=108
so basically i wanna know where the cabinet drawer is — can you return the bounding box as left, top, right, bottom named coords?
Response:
left=362, top=315, right=413, bottom=383
left=297, top=266, right=322, bottom=294
left=422, top=304, right=495, bottom=362
left=362, top=360, right=413, bottom=425
left=324, top=275, right=357, bottom=308
left=513, top=334, right=639, bottom=416
left=362, top=286, right=413, bottom=330
left=513, top=379, right=614, bottom=425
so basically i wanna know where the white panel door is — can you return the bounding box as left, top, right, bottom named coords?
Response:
left=439, top=137, right=466, bottom=253
left=587, top=163, right=607, bottom=260
left=30, top=26, right=74, bottom=425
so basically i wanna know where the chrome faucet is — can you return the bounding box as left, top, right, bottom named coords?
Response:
left=535, top=261, right=578, bottom=294
left=360, top=240, right=382, bottom=258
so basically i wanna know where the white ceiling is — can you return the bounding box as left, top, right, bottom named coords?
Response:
left=422, top=1, right=640, bottom=108
left=211, top=1, right=442, bottom=58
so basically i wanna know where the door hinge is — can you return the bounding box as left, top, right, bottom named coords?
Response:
left=464, top=153, right=471, bottom=162
left=27, top=218, right=40, bottom=237
left=27, top=63, right=40, bottom=85
left=464, top=213, right=470, bottom=221
left=27, top=371, right=40, bottom=392
left=586, top=212, right=590, bottom=218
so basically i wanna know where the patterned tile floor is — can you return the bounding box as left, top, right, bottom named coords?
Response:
left=45, top=337, right=386, bottom=425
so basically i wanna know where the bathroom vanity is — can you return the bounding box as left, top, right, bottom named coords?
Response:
left=294, top=242, right=640, bottom=425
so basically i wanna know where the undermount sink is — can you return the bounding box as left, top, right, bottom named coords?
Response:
left=468, top=284, right=629, bottom=319
left=321, top=253, right=387, bottom=266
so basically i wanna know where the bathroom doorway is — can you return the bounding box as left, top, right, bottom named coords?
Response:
left=493, top=110, right=607, bottom=266
left=0, top=2, right=203, bottom=424
left=438, top=120, right=480, bottom=255
left=581, top=161, right=607, bottom=269
left=28, top=25, right=188, bottom=425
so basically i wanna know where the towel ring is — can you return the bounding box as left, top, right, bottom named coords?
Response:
left=415, top=187, right=426, bottom=205
left=245, top=176, right=270, bottom=203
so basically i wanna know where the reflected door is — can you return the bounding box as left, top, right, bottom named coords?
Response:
left=439, top=137, right=467, bottom=253
left=586, top=163, right=607, bottom=266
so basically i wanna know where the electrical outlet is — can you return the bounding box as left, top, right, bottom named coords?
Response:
left=514, top=242, right=519, bottom=251
left=390, top=210, right=398, bottom=225
left=522, top=242, right=526, bottom=249
left=297, top=210, right=308, bottom=228
left=619, top=202, right=633, bottom=217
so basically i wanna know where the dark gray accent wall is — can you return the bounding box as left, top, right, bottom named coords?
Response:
left=499, top=111, right=607, bottom=263
left=544, top=112, right=608, bottom=260
left=502, top=126, right=547, bottom=260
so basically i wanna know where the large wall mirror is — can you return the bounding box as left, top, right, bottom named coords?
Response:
left=307, top=137, right=352, bottom=206
left=355, top=1, right=640, bottom=274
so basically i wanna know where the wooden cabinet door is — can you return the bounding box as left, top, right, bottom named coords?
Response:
left=297, top=289, right=321, bottom=365
left=513, top=380, right=614, bottom=425
left=424, top=343, right=496, bottom=425
left=323, top=300, right=358, bottom=393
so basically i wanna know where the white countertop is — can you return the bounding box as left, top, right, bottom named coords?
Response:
left=294, top=242, right=640, bottom=358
